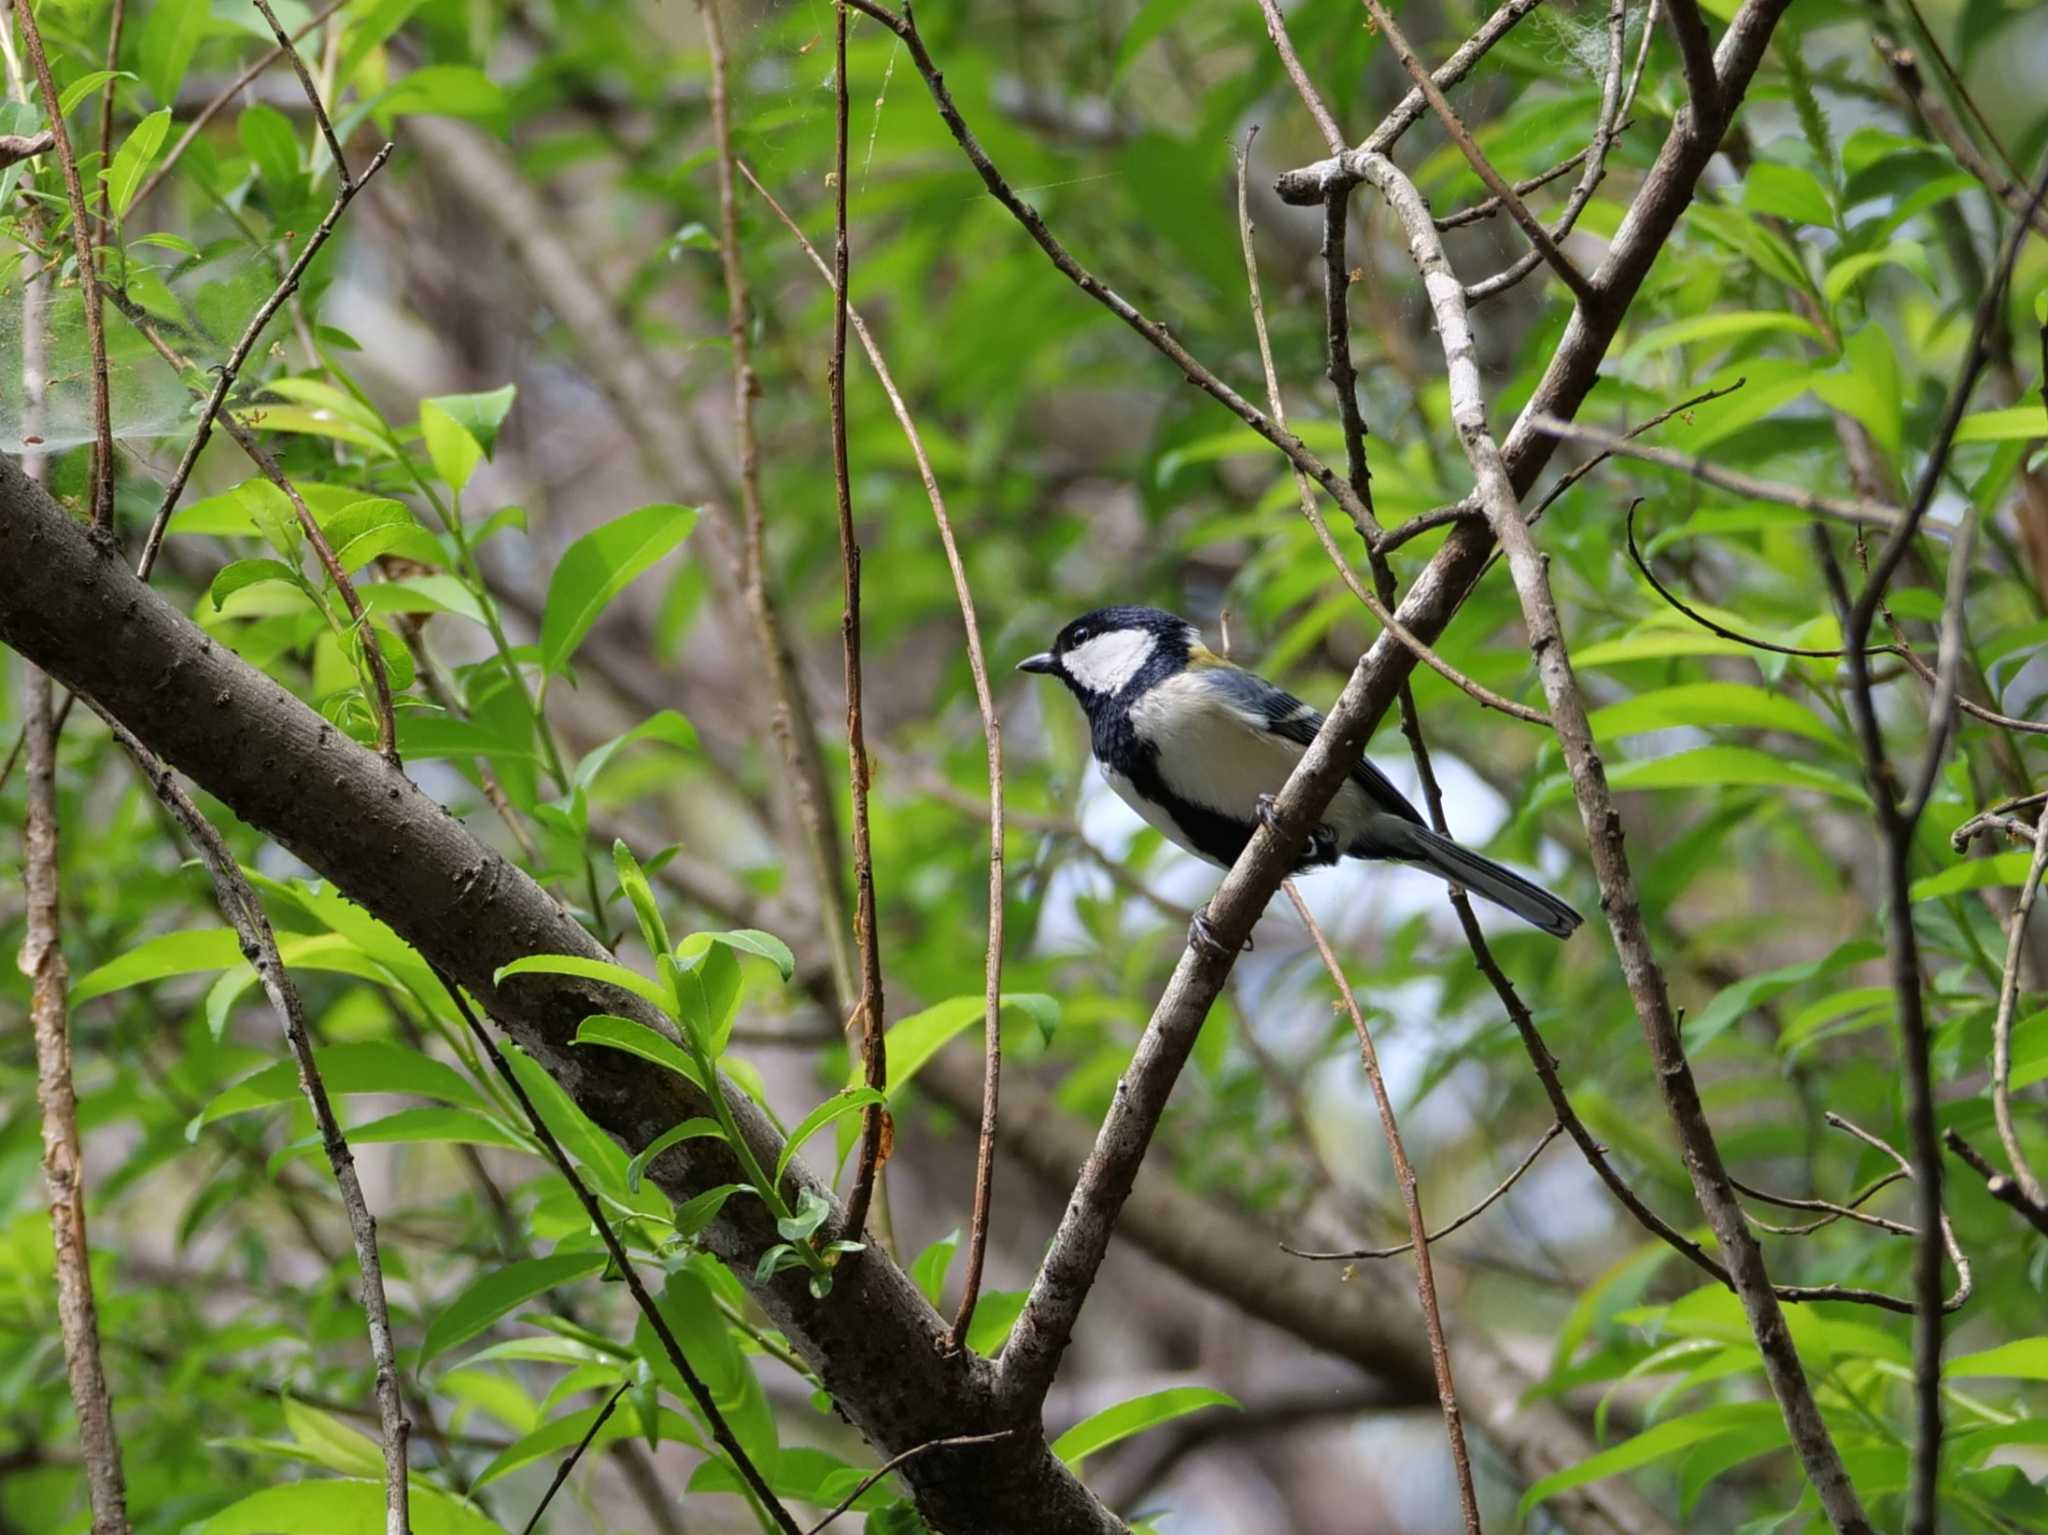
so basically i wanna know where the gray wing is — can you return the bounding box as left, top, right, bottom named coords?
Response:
left=1201, top=664, right=1425, bottom=826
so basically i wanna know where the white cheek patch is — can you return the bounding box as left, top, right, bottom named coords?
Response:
left=1063, top=629, right=1156, bottom=694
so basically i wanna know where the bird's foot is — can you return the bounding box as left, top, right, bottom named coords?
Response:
left=1189, top=904, right=1253, bottom=960
left=1256, top=793, right=1338, bottom=867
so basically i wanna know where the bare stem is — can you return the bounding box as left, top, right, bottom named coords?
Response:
left=23, top=674, right=132, bottom=1535
left=1283, top=882, right=1481, bottom=1533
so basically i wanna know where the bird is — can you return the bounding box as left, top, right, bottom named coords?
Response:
left=1017, top=605, right=1582, bottom=941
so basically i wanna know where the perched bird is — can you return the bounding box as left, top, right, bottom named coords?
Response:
left=1018, top=605, right=1582, bottom=940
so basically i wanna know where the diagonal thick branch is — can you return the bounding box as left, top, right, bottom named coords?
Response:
left=0, top=459, right=1118, bottom=1535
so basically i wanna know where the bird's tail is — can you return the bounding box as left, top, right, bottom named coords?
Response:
left=1376, top=820, right=1583, bottom=939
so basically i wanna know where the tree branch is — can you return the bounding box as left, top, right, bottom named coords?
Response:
left=22, top=671, right=131, bottom=1535
left=1354, top=0, right=1601, bottom=311
left=829, top=0, right=890, bottom=1247
left=0, top=459, right=1120, bottom=1535
left=1358, top=146, right=1874, bottom=1533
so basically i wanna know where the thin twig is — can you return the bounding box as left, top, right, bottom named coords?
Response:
left=23, top=674, right=132, bottom=1535
left=1822, top=1113, right=1970, bottom=1312
left=251, top=0, right=352, bottom=188
left=129, top=0, right=353, bottom=212
left=1230, top=133, right=1546, bottom=727
left=1361, top=146, right=1875, bottom=1533
left=1664, top=0, right=1721, bottom=121
left=1285, top=1122, right=1563, bottom=1260
left=1822, top=158, right=2048, bottom=1535
left=802, top=1430, right=1021, bottom=1535
left=101, top=717, right=410, bottom=1535
left=1988, top=794, right=2048, bottom=1209
left=519, top=1381, right=628, bottom=1535
left=1626, top=498, right=2048, bottom=736
left=1435, top=146, right=1593, bottom=229
left=1355, top=0, right=1600, bottom=311
left=1945, top=1129, right=2048, bottom=1239
left=830, top=0, right=890, bottom=1247
left=1465, top=0, right=1633, bottom=306
left=1875, top=37, right=2048, bottom=242
left=134, top=141, right=395, bottom=582
left=701, top=0, right=860, bottom=1013
left=735, top=162, right=1006, bottom=1350
left=94, top=0, right=125, bottom=246
left=1270, top=0, right=1551, bottom=204
left=433, top=974, right=803, bottom=1535
left=1283, top=881, right=1481, bottom=1534
left=1736, top=1168, right=1909, bottom=1236
left=12, top=0, right=114, bottom=533
left=1525, top=414, right=1916, bottom=533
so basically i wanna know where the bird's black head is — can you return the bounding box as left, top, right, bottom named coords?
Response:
left=1017, top=605, right=1202, bottom=703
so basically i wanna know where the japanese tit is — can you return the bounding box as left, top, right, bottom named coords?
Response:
left=1018, top=605, right=1582, bottom=939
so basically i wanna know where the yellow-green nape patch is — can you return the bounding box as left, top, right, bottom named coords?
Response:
left=1187, top=642, right=1227, bottom=668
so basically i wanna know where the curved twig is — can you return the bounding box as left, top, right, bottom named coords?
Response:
left=1284, top=1122, right=1564, bottom=1260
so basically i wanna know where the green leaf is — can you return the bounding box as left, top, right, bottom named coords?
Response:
left=358, top=575, right=489, bottom=625
left=669, top=941, right=742, bottom=1058
left=419, top=1252, right=608, bottom=1369
left=1946, top=1338, right=2048, bottom=1381
left=625, top=1118, right=724, bottom=1193
left=1823, top=240, right=1931, bottom=306
left=239, top=102, right=302, bottom=194
left=71, top=927, right=245, bottom=1003
left=1742, top=161, right=1834, bottom=228
left=58, top=70, right=136, bottom=120
left=425, top=384, right=517, bottom=456
left=494, top=953, right=672, bottom=1015
left=341, top=1107, right=529, bottom=1153
left=539, top=503, right=698, bottom=676
left=337, top=0, right=425, bottom=85
left=612, top=841, right=672, bottom=959
left=776, top=1088, right=887, bottom=1183
left=322, top=497, right=443, bottom=571
left=1586, top=683, right=1834, bottom=745
left=1557, top=746, right=1865, bottom=806
left=474, top=1400, right=697, bottom=1489
left=420, top=399, right=484, bottom=492
left=105, top=108, right=172, bottom=220
left=703, top=928, right=797, bottom=983
left=1051, top=1386, right=1240, bottom=1468
left=672, top=1182, right=751, bottom=1238
left=1685, top=940, right=1882, bottom=1051
left=1623, top=310, right=1824, bottom=363
left=377, top=64, right=507, bottom=123
left=197, top=1478, right=505, bottom=1535
left=501, top=1044, right=656, bottom=1213
left=1910, top=851, right=2036, bottom=902
left=140, top=0, right=207, bottom=104
left=210, top=557, right=303, bottom=611
left=1518, top=1402, right=1784, bottom=1517
left=572, top=1014, right=704, bottom=1090
left=963, top=1290, right=1029, bottom=1355
left=280, top=1398, right=385, bottom=1476
left=196, top=1042, right=484, bottom=1132
left=910, top=1229, right=960, bottom=1306
left=571, top=709, right=698, bottom=795
left=1953, top=404, right=2047, bottom=443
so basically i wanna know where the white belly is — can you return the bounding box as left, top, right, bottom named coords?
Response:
left=1116, top=673, right=1374, bottom=857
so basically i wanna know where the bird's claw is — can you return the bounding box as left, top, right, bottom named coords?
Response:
left=1257, top=793, right=1338, bottom=867
left=1189, top=905, right=1253, bottom=960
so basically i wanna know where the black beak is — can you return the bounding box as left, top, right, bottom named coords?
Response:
left=1017, top=652, right=1058, bottom=676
